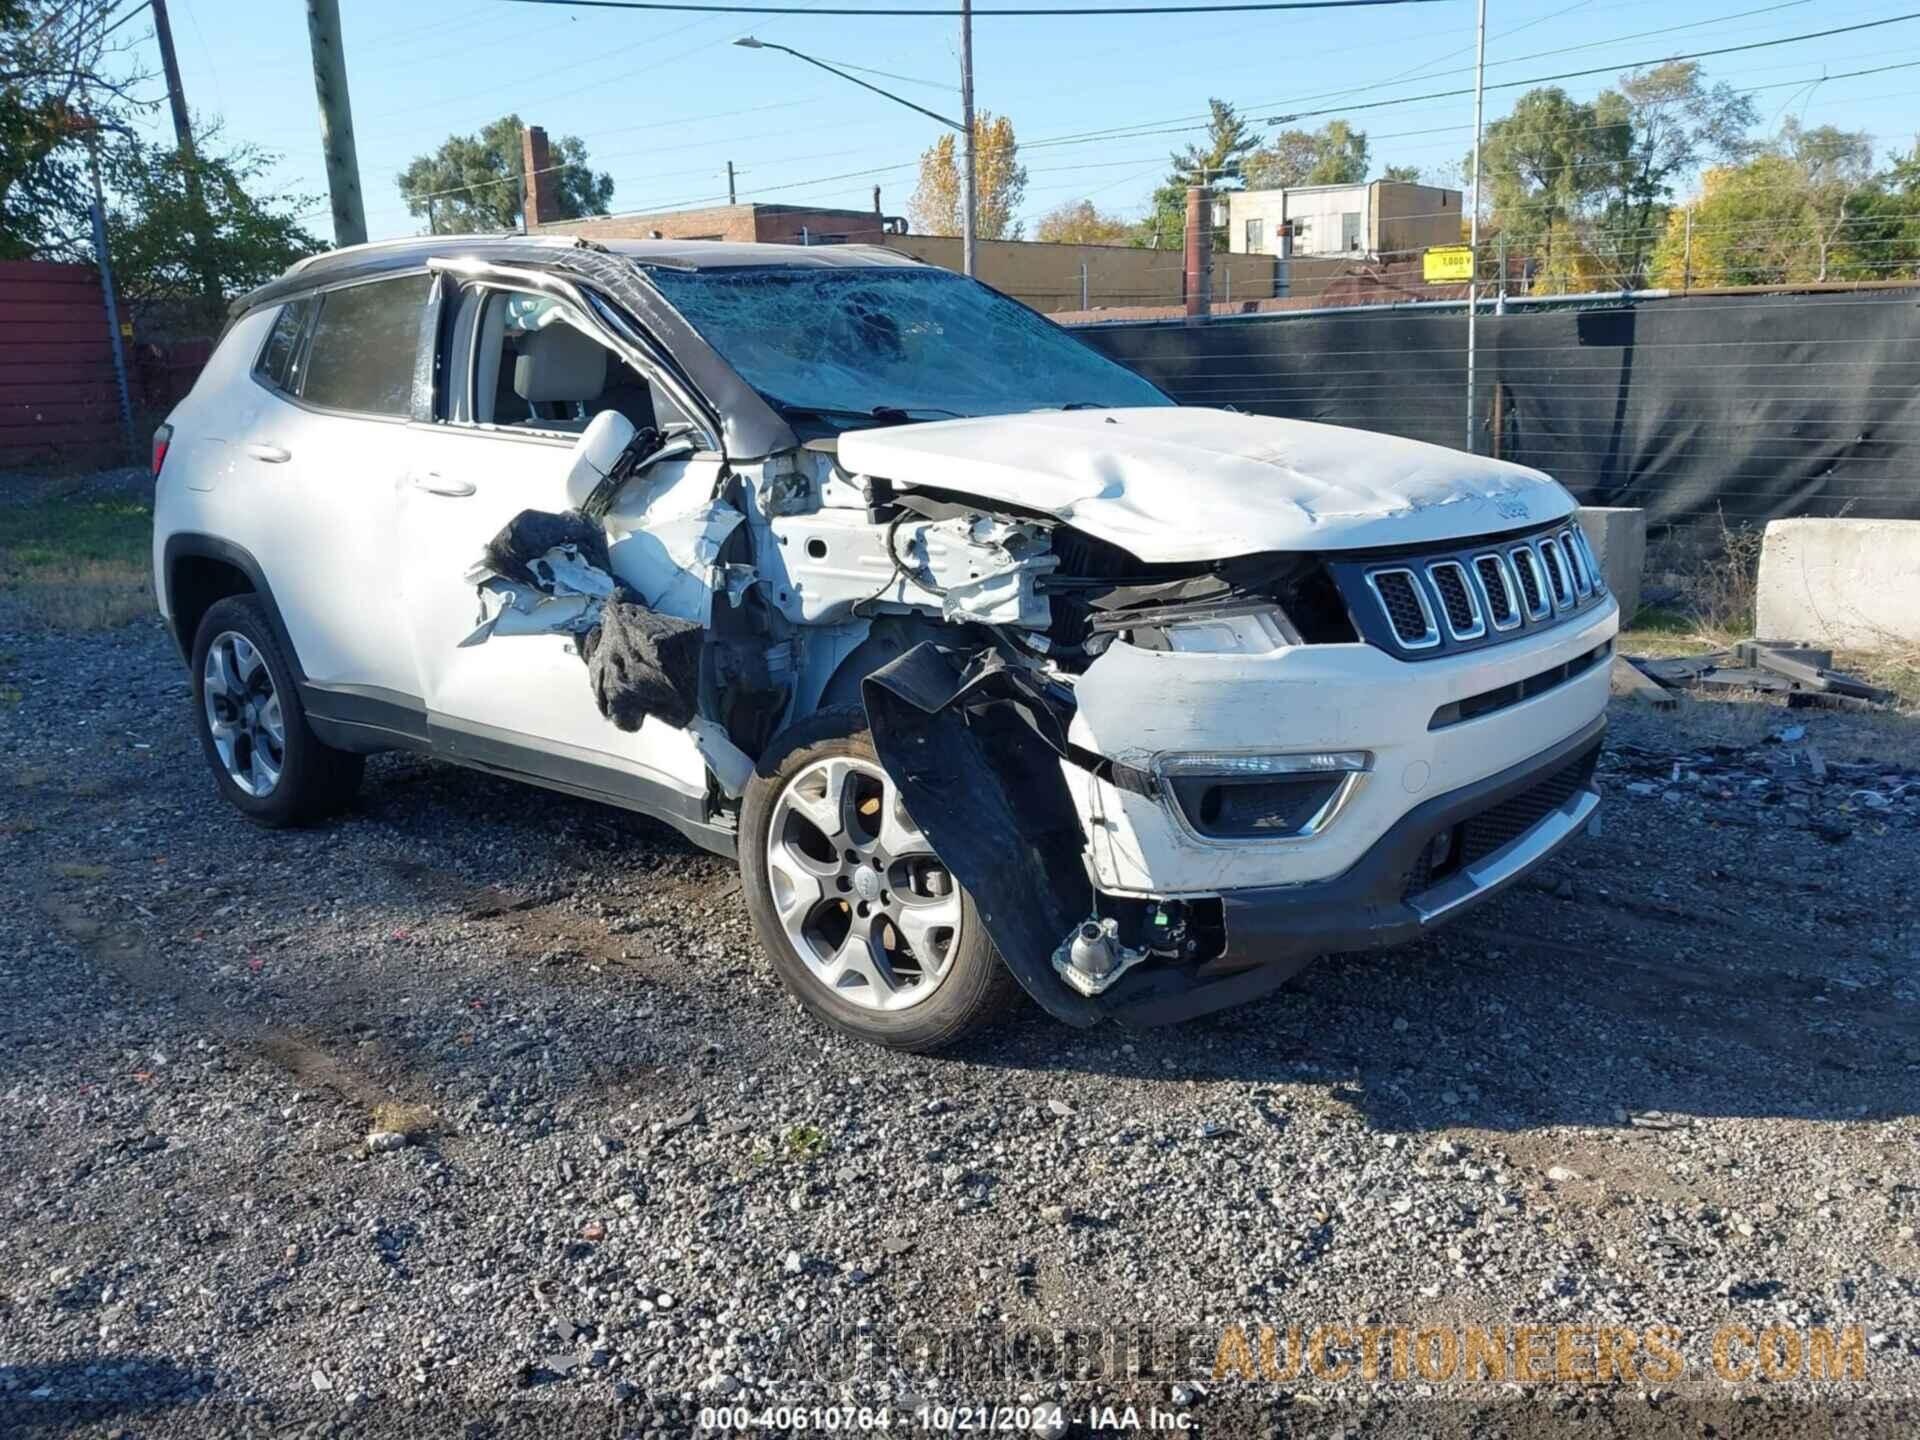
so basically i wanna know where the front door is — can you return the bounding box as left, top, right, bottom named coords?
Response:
left=396, top=280, right=721, bottom=813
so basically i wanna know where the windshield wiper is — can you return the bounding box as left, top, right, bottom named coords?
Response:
left=765, top=399, right=967, bottom=427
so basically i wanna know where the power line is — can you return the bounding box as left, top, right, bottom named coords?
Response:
left=496, top=0, right=1459, bottom=14
left=1261, top=11, right=1920, bottom=124
left=356, top=58, right=1920, bottom=235
left=371, top=34, right=1920, bottom=224
left=330, top=3, right=1920, bottom=238
left=991, top=10, right=1920, bottom=154
left=1251, top=0, right=1813, bottom=119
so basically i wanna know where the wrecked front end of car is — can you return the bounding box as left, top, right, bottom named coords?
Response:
left=844, top=448, right=1616, bottom=1026
left=452, top=252, right=1617, bottom=1032
left=480, top=417, right=1613, bottom=1029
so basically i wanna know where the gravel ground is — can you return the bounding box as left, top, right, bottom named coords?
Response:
left=2, top=615, right=1918, bottom=1438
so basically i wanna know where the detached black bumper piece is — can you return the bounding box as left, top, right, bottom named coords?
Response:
left=1102, top=714, right=1606, bottom=1027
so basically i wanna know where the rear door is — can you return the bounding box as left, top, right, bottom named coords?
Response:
left=231, top=273, right=432, bottom=716
left=396, top=271, right=725, bottom=815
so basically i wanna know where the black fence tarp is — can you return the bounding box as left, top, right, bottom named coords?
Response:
left=1074, top=288, right=1920, bottom=535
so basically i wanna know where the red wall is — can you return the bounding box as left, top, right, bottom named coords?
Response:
left=0, top=260, right=120, bottom=462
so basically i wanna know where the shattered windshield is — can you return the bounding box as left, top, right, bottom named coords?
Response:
left=638, top=264, right=1171, bottom=425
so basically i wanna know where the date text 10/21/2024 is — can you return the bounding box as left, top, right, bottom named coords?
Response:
left=697, top=1403, right=1193, bottom=1432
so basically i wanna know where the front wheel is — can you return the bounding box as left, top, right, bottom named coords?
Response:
left=190, top=595, right=363, bottom=827
left=739, top=708, right=1017, bottom=1052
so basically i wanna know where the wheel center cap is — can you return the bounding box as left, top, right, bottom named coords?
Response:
left=852, top=867, right=882, bottom=902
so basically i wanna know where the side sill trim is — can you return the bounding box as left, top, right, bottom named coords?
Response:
left=427, top=714, right=734, bottom=859
left=301, top=681, right=429, bottom=745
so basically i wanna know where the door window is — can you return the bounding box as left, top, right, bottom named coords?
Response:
left=254, top=296, right=317, bottom=395
left=299, top=273, right=432, bottom=416
left=1244, top=218, right=1264, bottom=253
left=1342, top=211, right=1362, bottom=252
left=461, top=287, right=689, bottom=436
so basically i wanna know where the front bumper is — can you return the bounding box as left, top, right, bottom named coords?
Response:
left=1065, top=597, right=1618, bottom=897
left=1098, top=713, right=1605, bottom=1026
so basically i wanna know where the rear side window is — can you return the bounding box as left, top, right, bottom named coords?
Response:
left=255, top=297, right=316, bottom=394
left=298, top=273, right=432, bottom=416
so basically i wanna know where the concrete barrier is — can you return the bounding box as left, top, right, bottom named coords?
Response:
left=1755, top=518, right=1920, bottom=650
left=1575, top=507, right=1646, bottom=624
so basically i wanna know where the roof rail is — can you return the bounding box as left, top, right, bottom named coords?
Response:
left=285, top=230, right=526, bottom=276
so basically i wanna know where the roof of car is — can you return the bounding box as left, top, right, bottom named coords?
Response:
left=275, top=232, right=921, bottom=288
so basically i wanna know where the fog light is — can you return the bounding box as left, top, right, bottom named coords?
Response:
left=1426, top=829, right=1455, bottom=871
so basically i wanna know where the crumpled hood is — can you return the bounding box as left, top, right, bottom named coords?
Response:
left=836, top=407, right=1574, bottom=562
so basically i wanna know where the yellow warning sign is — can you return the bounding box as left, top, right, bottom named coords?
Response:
left=1423, top=246, right=1474, bottom=282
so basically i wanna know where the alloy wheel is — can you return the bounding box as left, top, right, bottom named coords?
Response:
left=203, top=630, right=285, bottom=797
left=764, top=756, right=961, bottom=1012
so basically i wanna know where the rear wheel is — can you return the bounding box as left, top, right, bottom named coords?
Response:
left=740, top=708, right=1016, bottom=1051
left=191, top=595, right=363, bottom=827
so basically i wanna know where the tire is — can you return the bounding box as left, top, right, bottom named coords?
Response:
left=190, top=594, right=363, bottom=828
left=740, top=706, right=1018, bottom=1052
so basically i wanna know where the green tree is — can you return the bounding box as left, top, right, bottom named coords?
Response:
left=1, top=0, right=135, bottom=259
left=1381, top=163, right=1424, bottom=184
left=1589, top=61, right=1758, bottom=285
left=1473, top=86, right=1624, bottom=290
left=1649, top=128, right=1920, bottom=287
left=1244, top=120, right=1372, bottom=189
left=1035, top=198, right=1130, bottom=244
left=1137, top=98, right=1259, bottom=248
left=909, top=112, right=1028, bottom=239
left=397, top=114, right=613, bottom=234
left=101, top=135, right=323, bottom=330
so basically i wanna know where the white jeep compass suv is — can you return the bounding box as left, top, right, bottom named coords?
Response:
left=153, top=235, right=1616, bottom=1051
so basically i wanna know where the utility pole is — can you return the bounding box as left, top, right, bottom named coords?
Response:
left=149, top=0, right=224, bottom=315
left=84, top=132, right=134, bottom=460
left=727, top=161, right=737, bottom=205
left=1464, top=0, right=1487, bottom=454
left=959, top=0, right=977, bottom=277
left=149, top=0, right=195, bottom=157
left=306, top=0, right=367, bottom=248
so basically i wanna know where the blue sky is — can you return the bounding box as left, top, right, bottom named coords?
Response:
left=110, top=0, right=1920, bottom=242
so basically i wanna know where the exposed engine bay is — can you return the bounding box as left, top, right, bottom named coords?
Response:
left=454, top=407, right=1389, bottom=1020
left=452, top=386, right=1610, bottom=1030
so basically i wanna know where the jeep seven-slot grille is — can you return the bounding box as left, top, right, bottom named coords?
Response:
left=1329, top=522, right=1608, bottom=661
left=1475, top=556, right=1517, bottom=627
left=1371, top=570, right=1435, bottom=646
left=1544, top=543, right=1573, bottom=606
left=1511, top=547, right=1545, bottom=615
left=1402, top=744, right=1600, bottom=899
left=1429, top=563, right=1477, bottom=635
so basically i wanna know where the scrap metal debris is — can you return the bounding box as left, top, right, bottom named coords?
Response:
left=1601, top=728, right=1920, bottom=842
left=1627, top=640, right=1897, bottom=712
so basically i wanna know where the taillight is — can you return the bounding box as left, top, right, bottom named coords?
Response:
left=151, top=423, right=173, bottom=478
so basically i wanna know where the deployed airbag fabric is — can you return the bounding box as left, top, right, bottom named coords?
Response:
left=482, top=509, right=611, bottom=588
left=583, top=592, right=704, bottom=731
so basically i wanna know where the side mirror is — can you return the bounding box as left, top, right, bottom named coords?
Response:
left=565, top=410, right=637, bottom=511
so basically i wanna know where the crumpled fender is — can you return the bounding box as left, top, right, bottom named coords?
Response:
left=861, top=643, right=1097, bottom=1026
